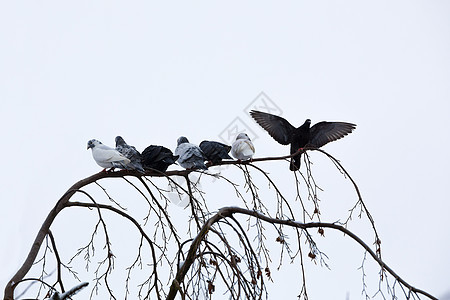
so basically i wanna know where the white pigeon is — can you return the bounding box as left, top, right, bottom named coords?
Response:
left=231, top=133, right=255, bottom=161
left=174, top=136, right=207, bottom=170
left=87, top=139, right=131, bottom=170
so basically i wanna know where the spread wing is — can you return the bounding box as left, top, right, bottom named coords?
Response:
left=250, top=110, right=295, bottom=145
left=309, top=122, right=356, bottom=148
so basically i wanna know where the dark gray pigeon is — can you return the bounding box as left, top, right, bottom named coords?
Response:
left=250, top=110, right=356, bottom=171
left=141, top=145, right=178, bottom=172
left=115, top=136, right=145, bottom=173
left=175, top=137, right=207, bottom=170
left=199, top=140, right=232, bottom=164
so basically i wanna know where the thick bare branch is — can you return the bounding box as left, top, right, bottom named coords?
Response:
left=167, top=206, right=437, bottom=300
left=4, top=149, right=437, bottom=300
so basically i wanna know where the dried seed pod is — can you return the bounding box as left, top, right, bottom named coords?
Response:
left=207, top=280, right=215, bottom=294
left=276, top=236, right=285, bottom=244
left=318, top=228, right=324, bottom=236
left=265, top=267, right=271, bottom=277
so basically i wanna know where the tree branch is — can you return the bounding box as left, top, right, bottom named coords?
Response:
left=4, top=149, right=437, bottom=300
left=167, top=206, right=437, bottom=300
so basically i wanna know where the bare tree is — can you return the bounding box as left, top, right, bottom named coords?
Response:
left=3, top=149, right=437, bottom=300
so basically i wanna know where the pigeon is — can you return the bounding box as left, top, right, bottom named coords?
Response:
left=175, top=136, right=208, bottom=170
left=141, top=145, right=178, bottom=172
left=199, top=140, right=232, bottom=164
left=115, top=136, right=145, bottom=173
left=231, top=133, right=255, bottom=161
left=250, top=110, right=356, bottom=171
left=87, top=139, right=130, bottom=171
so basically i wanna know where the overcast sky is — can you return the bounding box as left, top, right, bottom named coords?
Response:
left=1, top=1, right=449, bottom=299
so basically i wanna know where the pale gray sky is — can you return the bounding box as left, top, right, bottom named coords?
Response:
left=1, top=1, right=449, bottom=299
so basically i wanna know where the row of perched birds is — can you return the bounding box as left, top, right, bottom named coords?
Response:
left=87, top=132, right=255, bottom=173
left=87, top=110, right=356, bottom=172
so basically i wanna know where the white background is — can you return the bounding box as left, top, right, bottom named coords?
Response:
left=1, top=1, right=449, bottom=299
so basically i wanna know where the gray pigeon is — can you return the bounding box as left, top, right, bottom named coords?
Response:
left=115, top=136, right=145, bottom=173
left=250, top=110, right=356, bottom=170
left=199, top=140, right=232, bottom=164
left=87, top=139, right=130, bottom=171
left=231, top=133, right=255, bottom=161
left=175, top=137, right=207, bottom=170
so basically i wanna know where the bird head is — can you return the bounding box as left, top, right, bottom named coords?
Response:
left=87, top=139, right=101, bottom=150
left=177, top=136, right=189, bottom=145
left=115, top=136, right=126, bottom=147
left=236, top=133, right=250, bottom=141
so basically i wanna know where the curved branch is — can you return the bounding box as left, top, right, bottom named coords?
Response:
left=312, top=149, right=382, bottom=251
left=3, top=171, right=147, bottom=300
left=167, top=206, right=437, bottom=300
left=4, top=149, right=435, bottom=300
left=47, top=230, right=64, bottom=293
left=65, top=201, right=162, bottom=299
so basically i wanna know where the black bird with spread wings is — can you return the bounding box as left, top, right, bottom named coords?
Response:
left=250, top=110, right=356, bottom=171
